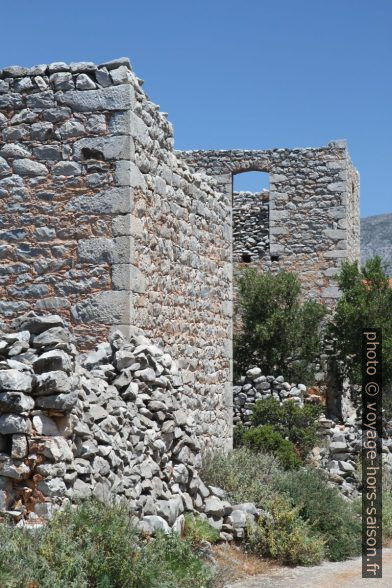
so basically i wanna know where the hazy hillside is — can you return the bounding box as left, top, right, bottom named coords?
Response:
left=361, top=214, right=392, bottom=275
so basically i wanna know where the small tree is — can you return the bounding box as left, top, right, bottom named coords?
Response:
left=234, top=269, right=326, bottom=383
left=329, top=256, right=392, bottom=388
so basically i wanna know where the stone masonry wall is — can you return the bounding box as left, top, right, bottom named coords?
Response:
left=232, top=190, right=269, bottom=264
left=0, top=59, right=136, bottom=348
left=178, top=143, right=361, bottom=304
left=0, top=59, right=233, bottom=449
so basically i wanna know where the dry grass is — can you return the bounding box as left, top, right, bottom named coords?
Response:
left=211, top=543, right=276, bottom=587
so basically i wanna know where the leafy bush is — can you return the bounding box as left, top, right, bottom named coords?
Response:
left=0, top=500, right=214, bottom=588
left=382, top=468, right=392, bottom=543
left=250, top=396, right=323, bottom=459
left=234, top=269, right=326, bottom=383
left=201, top=447, right=283, bottom=507
left=184, top=514, right=220, bottom=546
left=247, top=495, right=325, bottom=566
left=237, top=425, right=301, bottom=470
left=275, top=468, right=361, bottom=561
left=329, top=257, right=392, bottom=388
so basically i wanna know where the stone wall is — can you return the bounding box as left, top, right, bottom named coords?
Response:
left=178, top=143, right=361, bottom=304
left=0, top=59, right=233, bottom=449
left=0, top=315, right=254, bottom=538
left=233, top=191, right=269, bottom=264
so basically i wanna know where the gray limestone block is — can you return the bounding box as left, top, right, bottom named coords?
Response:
left=52, top=161, right=82, bottom=176
left=0, top=392, right=34, bottom=413
left=71, top=290, right=132, bottom=325
left=34, top=371, right=71, bottom=396
left=75, top=74, right=96, bottom=90
left=95, top=68, right=112, bottom=88
left=12, top=159, right=48, bottom=177
left=110, top=66, right=132, bottom=85
left=85, top=114, right=106, bottom=134
left=10, top=109, right=39, bottom=125
left=0, top=369, right=33, bottom=392
left=33, top=350, right=73, bottom=374
left=0, top=414, right=31, bottom=435
left=73, top=135, right=133, bottom=161
left=112, top=264, right=146, bottom=293
left=114, top=160, right=145, bottom=188
left=108, top=111, right=130, bottom=134
left=37, top=478, right=67, bottom=497
left=69, top=62, right=97, bottom=73
left=0, top=157, right=11, bottom=177
left=99, top=57, right=131, bottom=71
left=77, top=237, right=114, bottom=264
left=26, top=91, right=55, bottom=109
left=56, top=84, right=134, bottom=112
left=58, top=120, right=85, bottom=138
left=14, top=77, right=34, bottom=92
left=0, top=143, right=31, bottom=158
left=32, top=145, right=62, bottom=161
left=49, top=72, right=74, bottom=91
left=35, top=392, right=77, bottom=411
left=112, top=213, right=143, bottom=237
left=48, top=62, right=70, bottom=73
left=112, top=236, right=133, bottom=263
left=66, top=187, right=133, bottom=214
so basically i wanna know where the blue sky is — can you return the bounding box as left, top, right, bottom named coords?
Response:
left=0, top=0, right=390, bottom=218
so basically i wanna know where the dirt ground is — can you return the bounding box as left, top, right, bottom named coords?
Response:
left=220, top=548, right=392, bottom=588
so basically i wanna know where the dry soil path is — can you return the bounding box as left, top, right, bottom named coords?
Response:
left=225, top=548, right=392, bottom=587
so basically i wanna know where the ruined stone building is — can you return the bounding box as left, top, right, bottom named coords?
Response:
left=0, top=57, right=360, bottom=449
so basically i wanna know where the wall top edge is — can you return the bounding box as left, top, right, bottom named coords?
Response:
left=0, top=57, right=133, bottom=79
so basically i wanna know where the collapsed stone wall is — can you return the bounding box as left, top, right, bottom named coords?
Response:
left=178, top=144, right=361, bottom=304
left=0, top=59, right=232, bottom=449
left=0, top=313, right=252, bottom=538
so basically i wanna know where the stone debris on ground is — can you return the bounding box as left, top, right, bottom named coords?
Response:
left=0, top=311, right=258, bottom=539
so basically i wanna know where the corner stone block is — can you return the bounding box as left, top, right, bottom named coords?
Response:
left=77, top=238, right=114, bottom=264
left=112, top=264, right=146, bottom=292
left=56, top=84, right=135, bottom=112
left=71, top=291, right=132, bottom=325
left=112, top=236, right=133, bottom=264
left=72, top=135, right=133, bottom=161
left=113, top=161, right=146, bottom=189
left=66, top=187, right=133, bottom=214
left=112, top=213, right=143, bottom=237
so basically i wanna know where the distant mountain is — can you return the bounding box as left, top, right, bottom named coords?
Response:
left=361, top=214, right=392, bottom=276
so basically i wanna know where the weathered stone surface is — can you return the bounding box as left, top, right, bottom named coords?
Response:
left=0, top=370, right=33, bottom=393
left=34, top=371, right=71, bottom=395
left=33, top=350, right=72, bottom=374
left=0, top=392, right=34, bottom=413
left=0, top=414, right=31, bottom=434
left=57, top=85, right=133, bottom=112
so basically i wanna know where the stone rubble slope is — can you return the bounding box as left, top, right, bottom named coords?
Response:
left=0, top=312, right=257, bottom=538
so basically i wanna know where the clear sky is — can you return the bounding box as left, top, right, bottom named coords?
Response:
left=0, top=0, right=390, bottom=218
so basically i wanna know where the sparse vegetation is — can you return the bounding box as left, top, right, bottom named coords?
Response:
left=275, top=468, right=361, bottom=561
left=247, top=495, right=326, bottom=566
left=0, top=500, right=215, bottom=588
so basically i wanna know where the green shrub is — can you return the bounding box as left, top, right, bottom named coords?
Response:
left=250, top=396, right=323, bottom=459
left=275, top=468, right=361, bottom=561
left=201, top=447, right=283, bottom=507
left=0, top=500, right=214, bottom=588
left=328, top=257, right=392, bottom=390
left=234, top=269, right=326, bottom=383
left=239, top=425, right=301, bottom=470
left=184, top=514, right=220, bottom=546
left=247, top=495, right=325, bottom=566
